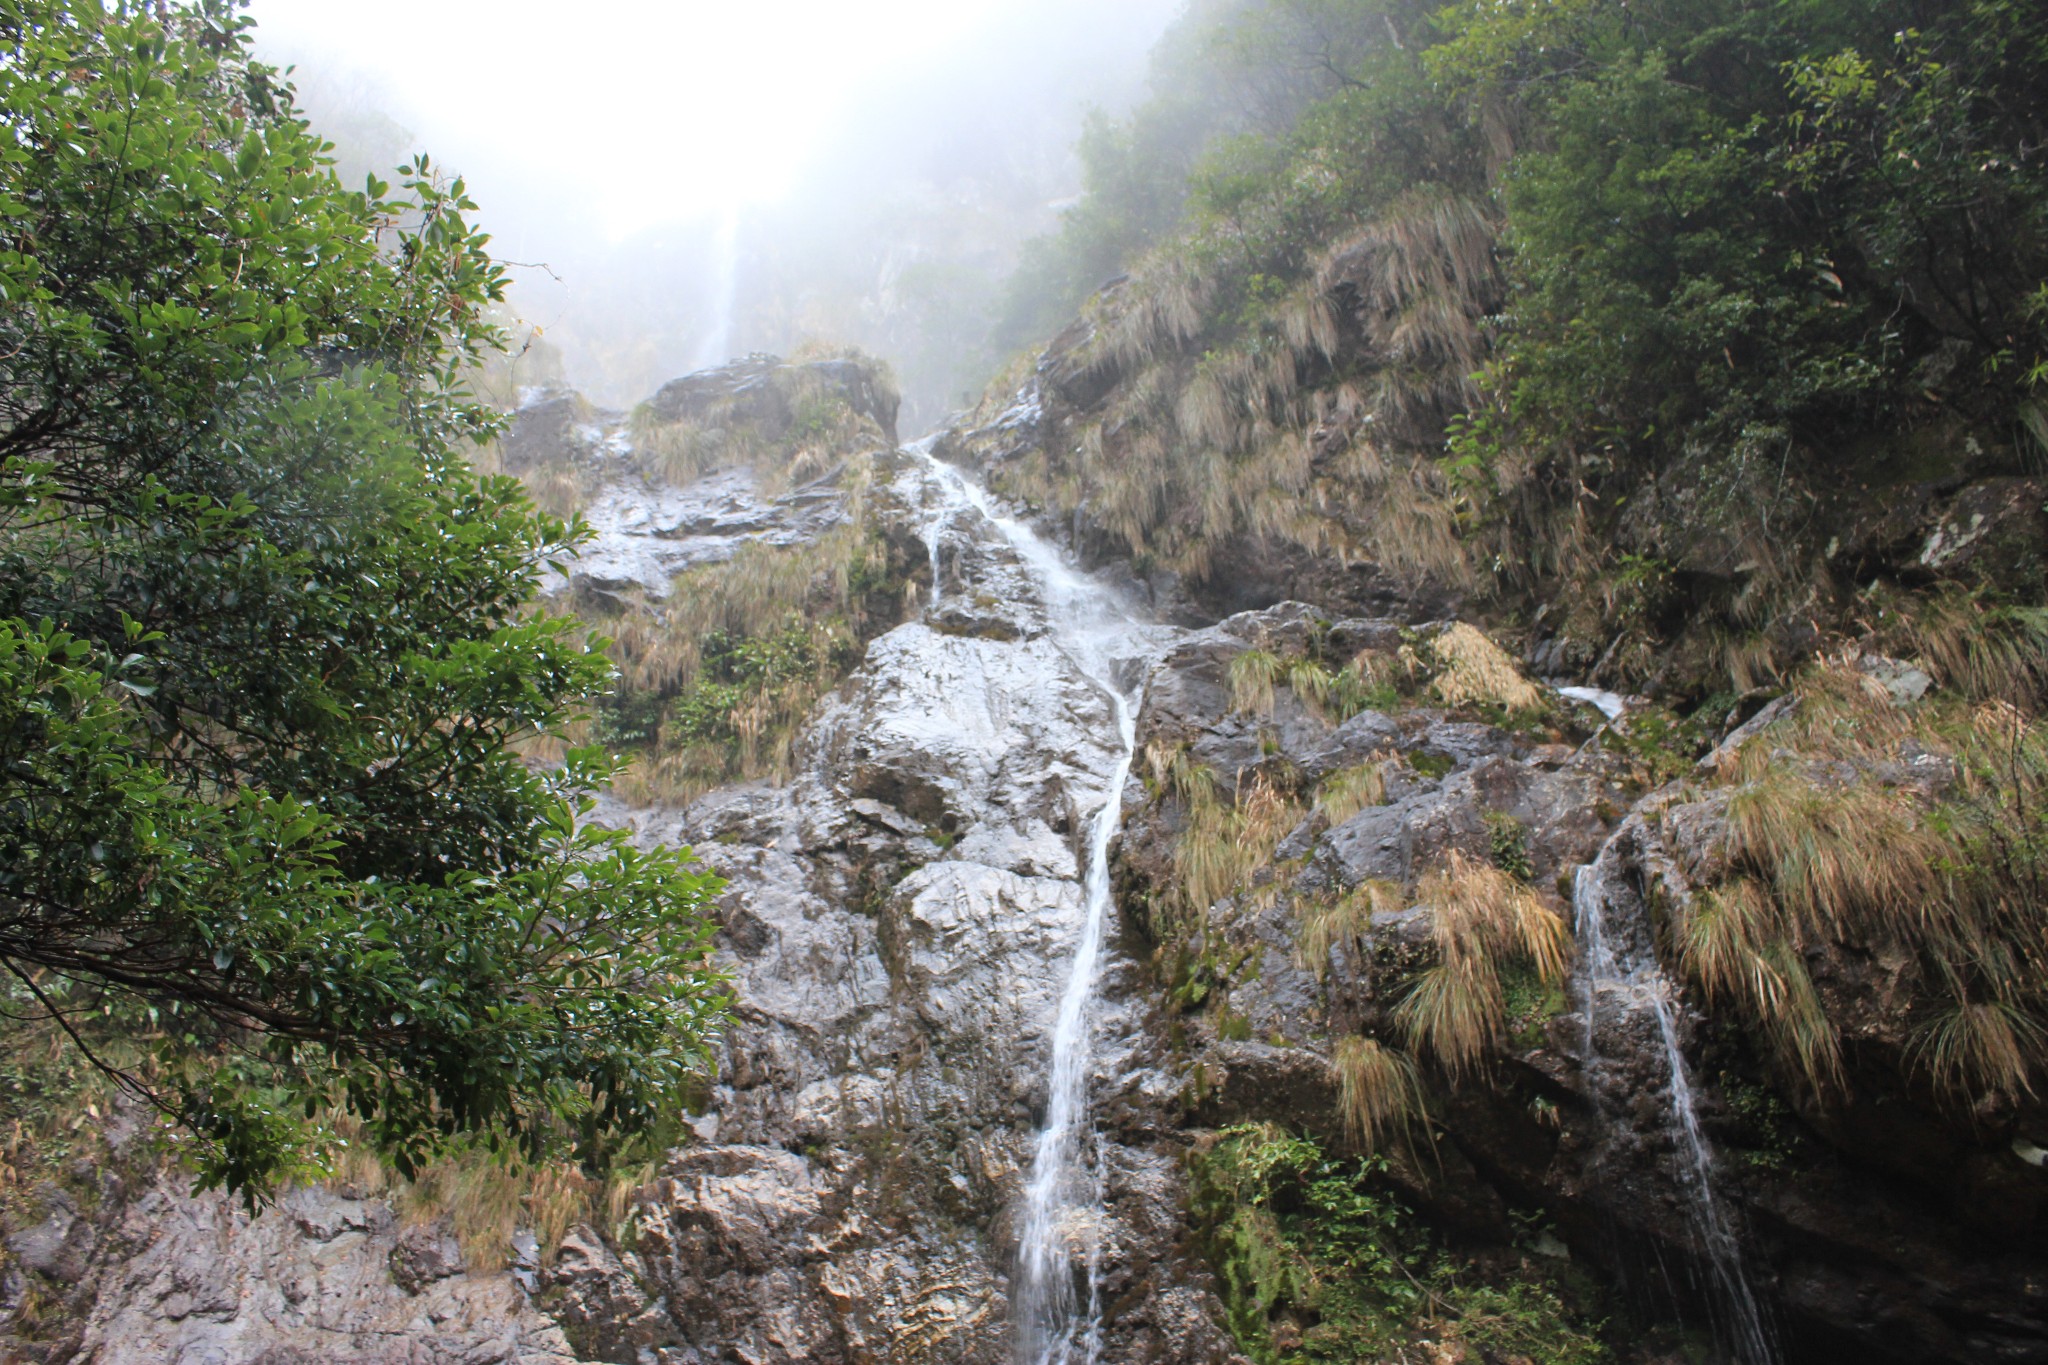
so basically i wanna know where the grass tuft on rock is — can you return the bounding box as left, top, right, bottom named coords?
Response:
left=1397, top=851, right=1573, bottom=1076
left=1331, top=1036, right=1430, bottom=1157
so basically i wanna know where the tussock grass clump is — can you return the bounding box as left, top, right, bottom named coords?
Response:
left=1295, top=878, right=1401, bottom=979
left=1692, top=659, right=2048, bottom=1105
left=1396, top=851, right=1573, bottom=1076
left=399, top=1150, right=596, bottom=1271
left=1866, top=585, right=2048, bottom=710
left=1226, top=643, right=1400, bottom=727
left=1229, top=646, right=1285, bottom=715
left=982, top=181, right=1490, bottom=608
left=320, top=1111, right=667, bottom=1273
left=1723, top=772, right=1941, bottom=942
left=1331, top=1036, right=1429, bottom=1156
left=1145, top=736, right=1218, bottom=809
left=1315, top=760, right=1393, bottom=825
left=519, top=461, right=600, bottom=520
left=1314, top=186, right=1501, bottom=445
left=1674, top=879, right=1843, bottom=1095
left=633, top=413, right=772, bottom=488
left=1175, top=770, right=1304, bottom=919
left=1914, top=999, right=2044, bottom=1101
left=1427, top=623, right=1544, bottom=713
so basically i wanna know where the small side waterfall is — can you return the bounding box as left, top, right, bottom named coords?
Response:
left=1574, top=835, right=1779, bottom=1365
left=913, top=443, right=1148, bottom=1365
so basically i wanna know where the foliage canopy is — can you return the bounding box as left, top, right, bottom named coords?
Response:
left=0, top=0, right=726, bottom=1199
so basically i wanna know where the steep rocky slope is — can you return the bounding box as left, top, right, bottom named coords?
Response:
left=9, top=351, right=2045, bottom=1365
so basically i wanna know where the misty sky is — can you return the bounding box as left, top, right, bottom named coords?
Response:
left=245, top=0, right=1181, bottom=405
left=248, top=0, right=1179, bottom=236
left=251, top=0, right=1187, bottom=405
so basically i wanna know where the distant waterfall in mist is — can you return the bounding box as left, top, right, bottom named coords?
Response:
left=693, top=209, right=741, bottom=373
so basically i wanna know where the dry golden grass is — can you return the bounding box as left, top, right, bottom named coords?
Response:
left=1429, top=623, right=1544, bottom=713
left=1719, top=630, right=1782, bottom=694
left=1314, top=761, right=1391, bottom=825
left=1295, top=879, right=1401, bottom=980
left=1278, top=286, right=1340, bottom=362
left=1674, top=879, right=1844, bottom=1094
left=608, top=530, right=875, bottom=701
left=313, top=1110, right=634, bottom=1273
left=1694, top=649, right=2048, bottom=1106
left=1723, top=771, right=1942, bottom=942
left=1174, top=770, right=1304, bottom=919
left=1228, top=647, right=1284, bottom=715
left=1397, top=956, right=1504, bottom=1081
left=1397, top=851, right=1572, bottom=1076
left=1316, top=186, right=1499, bottom=428
left=1331, top=1036, right=1429, bottom=1156
left=1675, top=878, right=1782, bottom=1013
left=1284, top=657, right=1337, bottom=715
left=1870, top=587, right=2048, bottom=709
left=519, top=462, right=598, bottom=521
left=1914, top=999, right=2043, bottom=1101
left=407, top=1155, right=599, bottom=1271
left=1096, top=249, right=1210, bottom=372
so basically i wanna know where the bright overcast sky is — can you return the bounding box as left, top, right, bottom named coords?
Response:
left=247, top=0, right=1180, bottom=238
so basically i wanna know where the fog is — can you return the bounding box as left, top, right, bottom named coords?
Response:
left=249, top=0, right=1182, bottom=422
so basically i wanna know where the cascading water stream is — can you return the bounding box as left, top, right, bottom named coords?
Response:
left=922, top=504, right=949, bottom=609
left=911, top=440, right=1148, bottom=1365
left=1573, top=836, right=1778, bottom=1365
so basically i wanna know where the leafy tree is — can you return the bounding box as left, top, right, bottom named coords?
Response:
left=0, top=0, right=727, bottom=1200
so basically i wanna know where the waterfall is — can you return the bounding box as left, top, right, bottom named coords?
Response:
left=693, top=208, right=741, bottom=372
left=1573, top=836, right=1779, bottom=1365
left=922, top=502, right=949, bottom=608
left=912, top=442, right=1147, bottom=1365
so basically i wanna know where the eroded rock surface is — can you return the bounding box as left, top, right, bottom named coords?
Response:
left=17, top=356, right=2046, bottom=1365
left=1117, top=603, right=2048, bottom=1364
left=585, top=455, right=1239, bottom=1363
left=65, top=1182, right=581, bottom=1365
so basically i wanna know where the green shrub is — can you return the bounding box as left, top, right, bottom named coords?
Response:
left=1190, top=1123, right=1607, bottom=1365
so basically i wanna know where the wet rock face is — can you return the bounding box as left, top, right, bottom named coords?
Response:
left=28, top=360, right=2044, bottom=1365
left=565, top=465, right=853, bottom=600
left=647, top=355, right=901, bottom=449
left=1116, top=601, right=2048, bottom=1365
left=500, top=389, right=611, bottom=475
left=581, top=468, right=1239, bottom=1363
left=498, top=357, right=898, bottom=603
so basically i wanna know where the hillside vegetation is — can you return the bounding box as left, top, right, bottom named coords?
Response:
left=0, top=0, right=726, bottom=1205
left=986, top=0, right=2046, bottom=697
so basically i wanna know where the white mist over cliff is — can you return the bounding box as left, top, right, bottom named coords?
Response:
left=249, top=0, right=1180, bottom=413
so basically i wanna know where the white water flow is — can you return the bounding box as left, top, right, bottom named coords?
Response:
left=693, top=209, right=741, bottom=372
left=912, top=442, right=1144, bottom=1365
left=922, top=502, right=949, bottom=608
left=1574, top=837, right=1778, bottom=1365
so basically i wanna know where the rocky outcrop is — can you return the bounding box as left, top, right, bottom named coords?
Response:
left=575, top=452, right=1237, bottom=1363
left=14, top=349, right=2043, bottom=1365
left=646, top=355, right=900, bottom=450
left=1117, top=602, right=2048, bottom=1364
left=7, top=1177, right=586, bottom=1365
left=497, top=356, right=898, bottom=602
left=564, top=464, right=855, bottom=600
left=934, top=342, right=1464, bottom=627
